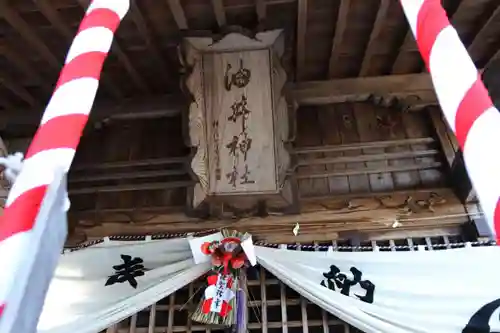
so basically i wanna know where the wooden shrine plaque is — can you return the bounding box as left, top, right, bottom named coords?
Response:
left=204, top=50, right=276, bottom=194
left=181, top=30, right=295, bottom=209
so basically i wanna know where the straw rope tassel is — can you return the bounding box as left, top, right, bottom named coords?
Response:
left=0, top=0, right=130, bottom=326
left=400, top=0, right=500, bottom=242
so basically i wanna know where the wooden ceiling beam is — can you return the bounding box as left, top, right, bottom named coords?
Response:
left=0, top=94, right=183, bottom=129
left=73, top=188, right=468, bottom=244
left=0, top=73, right=38, bottom=107
left=76, top=0, right=149, bottom=93
left=392, top=0, right=466, bottom=74
left=358, top=0, right=391, bottom=76
left=128, top=1, right=171, bottom=81
left=485, top=48, right=500, bottom=70
left=391, top=31, right=421, bottom=75
left=295, top=0, right=307, bottom=81
left=69, top=180, right=193, bottom=195
left=0, top=2, right=59, bottom=68
left=33, top=0, right=122, bottom=99
left=226, top=0, right=295, bottom=11
left=0, top=73, right=440, bottom=127
left=34, top=0, right=73, bottom=40
left=292, top=72, right=436, bottom=106
left=0, top=43, right=43, bottom=86
left=167, top=0, right=188, bottom=30
left=211, top=0, right=226, bottom=27
left=391, top=33, right=416, bottom=73
left=328, top=0, right=351, bottom=78
left=467, top=4, right=500, bottom=64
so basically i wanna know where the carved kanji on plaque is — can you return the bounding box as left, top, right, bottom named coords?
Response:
left=181, top=30, right=296, bottom=210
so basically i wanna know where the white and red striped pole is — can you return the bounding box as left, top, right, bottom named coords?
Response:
left=399, top=0, right=500, bottom=242
left=0, top=0, right=130, bottom=331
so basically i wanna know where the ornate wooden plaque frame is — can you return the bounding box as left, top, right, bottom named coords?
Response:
left=180, top=29, right=297, bottom=216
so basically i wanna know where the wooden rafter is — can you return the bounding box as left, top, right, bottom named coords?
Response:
left=33, top=0, right=122, bottom=99
left=0, top=2, right=59, bottom=68
left=392, top=0, right=466, bottom=74
left=328, top=0, right=351, bottom=78
left=34, top=0, right=72, bottom=41
left=391, top=33, right=416, bottom=74
left=76, top=0, right=149, bottom=93
left=73, top=188, right=468, bottom=243
left=293, top=72, right=436, bottom=106
left=167, top=0, right=188, bottom=30
left=295, top=0, right=307, bottom=81
left=485, top=48, right=500, bottom=70
left=467, top=4, right=500, bottom=64
left=0, top=5, right=44, bottom=105
left=211, top=0, right=226, bottom=27
left=128, top=1, right=171, bottom=80
left=0, top=73, right=440, bottom=126
left=0, top=42, right=43, bottom=86
left=0, top=94, right=182, bottom=128
left=0, top=73, right=37, bottom=107
left=358, top=0, right=391, bottom=76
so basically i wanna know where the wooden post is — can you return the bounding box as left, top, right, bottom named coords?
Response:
left=428, top=107, right=475, bottom=202
left=428, top=107, right=489, bottom=237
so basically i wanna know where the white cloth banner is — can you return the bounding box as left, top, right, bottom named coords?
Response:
left=37, top=237, right=210, bottom=333
left=256, top=245, right=500, bottom=333
left=36, top=234, right=500, bottom=333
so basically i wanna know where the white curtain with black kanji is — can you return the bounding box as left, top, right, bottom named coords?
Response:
left=256, top=245, right=500, bottom=333
left=37, top=237, right=211, bottom=333
left=38, top=233, right=500, bottom=333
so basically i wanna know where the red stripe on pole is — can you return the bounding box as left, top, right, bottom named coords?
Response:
left=0, top=1, right=130, bottom=327
left=454, top=77, right=494, bottom=150
left=0, top=186, right=47, bottom=242
left=55, top=52, right=107, bottom=90
left=416, top=0, right=449, bottom=68
left=25, top=114, right=88, bottom=159
left=78, top=8, right=121, bottom=34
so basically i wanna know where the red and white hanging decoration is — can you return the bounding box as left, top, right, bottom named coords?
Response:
left=202, top=274, right=235, bottom=317
left=189, top=231, right=255, bottom=327
left=0, top=1, right=130, bottom=331
left=399, top=0, right=500, bottom=242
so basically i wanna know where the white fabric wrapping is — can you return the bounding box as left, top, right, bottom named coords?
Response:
left=256, top=245, right=500, bottom=333
left=37, top=237, right=210, bottom=333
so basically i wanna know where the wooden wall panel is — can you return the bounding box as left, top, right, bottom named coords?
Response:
left=296, top=106, right=330, bottom=197
left=401, top=111, right=443, bottom=187
left=377, top=106, right=418, bottom=188
left=353, top=103, right=394, bottom=192
left=318, top=106, right=350, bottom=194
left=295, top=102, right=444, bottom=197
left=336, top=103, right=371, bottom=193
left=69, top=116, right=189, bottom=212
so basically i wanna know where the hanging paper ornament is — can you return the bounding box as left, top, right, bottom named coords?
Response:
left=192, top=230, right=250, bottom=327
left=201, top=274, right=235, bottom=317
